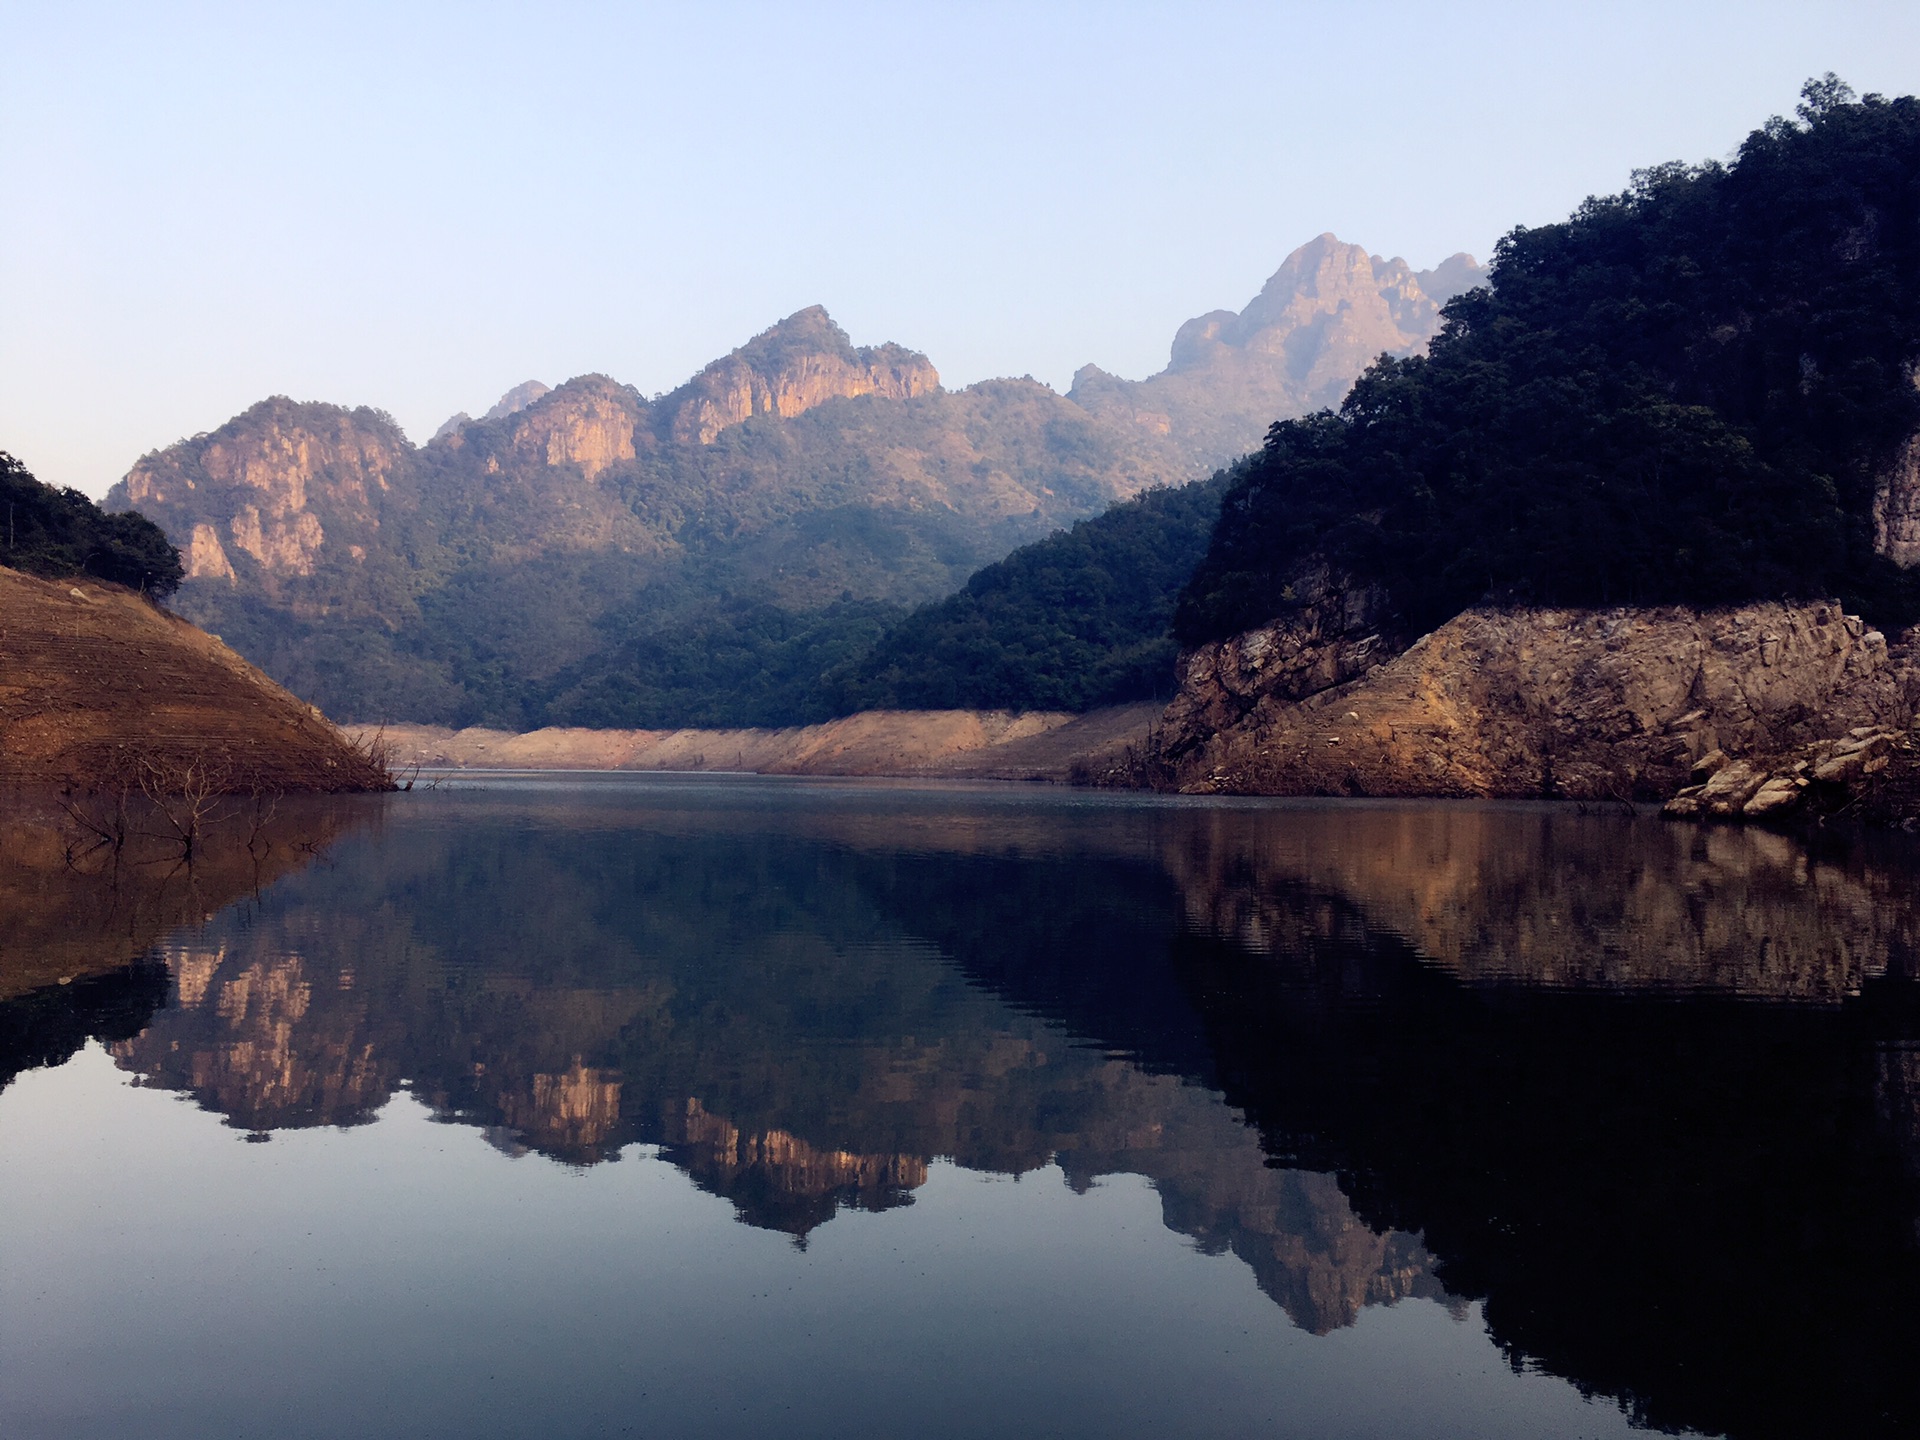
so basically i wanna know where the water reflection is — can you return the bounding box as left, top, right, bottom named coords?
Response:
left=6, top=781, right=1920, bottom=1437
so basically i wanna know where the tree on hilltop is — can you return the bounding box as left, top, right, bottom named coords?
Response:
left=1, top=451, right=184, bottom=597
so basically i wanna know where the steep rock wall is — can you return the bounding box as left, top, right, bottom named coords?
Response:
left=114, top=397, right=410, bottom=589
left=660, top=306, right=939, bottom=446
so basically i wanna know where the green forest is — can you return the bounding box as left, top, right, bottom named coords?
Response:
left=403, top=473, right=1226, bottom=728
left=823, top=472, right=1229, bottom=713
left=1177, top=78, right=1920, bottom=646
left=0, top=452, right=181, bottom=596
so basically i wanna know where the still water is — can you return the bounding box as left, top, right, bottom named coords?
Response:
left=4, top=776, right=1919, bottom=1439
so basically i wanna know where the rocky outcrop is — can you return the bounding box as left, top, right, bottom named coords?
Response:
left=1874, top=426, right=1920, bottom=567
left=1159, top=564, right=1404, bottom=755
left=659, top=306, right=939, bottom=445
left=112, top=396, right=410, bottom=588
left=0, top=564, right=390, bottom=792
left=495, top=373, right=647, bottom=479
left=1149, top=594, right=1915, bottom=806
left=1664, top=724, right=1920, bottom=825
left=1070, top=235, right=1485, bottom=471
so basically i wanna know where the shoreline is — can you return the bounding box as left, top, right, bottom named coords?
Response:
left=349, top=704, right=1162, bottom=783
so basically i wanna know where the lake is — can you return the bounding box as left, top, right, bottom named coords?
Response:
left=4, top=776, right=1919, bottom=1438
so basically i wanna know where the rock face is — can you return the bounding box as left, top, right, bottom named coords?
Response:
left=1152, top=591, right=1916, bottom=804
left=1663, top=724, right=1920, bottom=825
left=1158, top=564, right=1405, bottom=749
left=0, top=565, right=389, bottom=792
left=658, top=306, right=939, bottom=445
left=1070, top=234, right=1485, bottom=470
left=1875, top=427, right=1920, bottom=567
left=119, top=397, right=410, bottom=591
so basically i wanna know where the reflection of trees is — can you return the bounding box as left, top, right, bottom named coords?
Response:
left=13, top=789, right=1920, bottom=1435
left=0, top=788, right=373, bottom=1000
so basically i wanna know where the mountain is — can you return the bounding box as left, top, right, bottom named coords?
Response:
left=107, top=240, right=1478, bottom=727
left=1177, top=85, right=1920, bottom=651
left=1069, top=234, right=1484, bottom=469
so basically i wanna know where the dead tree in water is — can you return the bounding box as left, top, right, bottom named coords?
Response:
left=136, top=753, right=232, bottom=862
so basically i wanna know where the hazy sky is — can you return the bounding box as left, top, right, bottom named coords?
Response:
left=6, top=2, right=1920, bottom=497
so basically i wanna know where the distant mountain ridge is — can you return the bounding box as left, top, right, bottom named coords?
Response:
left=106, top=236, right=1480, bottom=726
left=1070, top=234, right=1484, bottom=467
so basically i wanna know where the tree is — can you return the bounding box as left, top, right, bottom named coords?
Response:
left=0, top=451, right=183, bottom=597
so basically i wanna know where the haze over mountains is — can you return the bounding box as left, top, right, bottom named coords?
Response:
left=109, top=237, right=1483, bottom=727
left=1069, top=235, right=1485, bottom=469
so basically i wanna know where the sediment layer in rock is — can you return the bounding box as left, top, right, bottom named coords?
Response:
left=1151, top=597, right=1918, bottom=805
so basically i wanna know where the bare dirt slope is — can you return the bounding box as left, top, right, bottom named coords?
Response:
left=920, top=703, right=1162, bottom=779
left=0, top=565, right=387, bottom=792
left=360, top=704, right=1159, bottom=782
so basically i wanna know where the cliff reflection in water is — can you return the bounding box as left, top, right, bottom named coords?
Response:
left=0, top=789, right=375, bottom=1095
left=9, top=782, right=1920, bottom=1437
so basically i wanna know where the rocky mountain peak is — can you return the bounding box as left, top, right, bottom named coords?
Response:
left=109, top=397, right=410, bottom=587
left=1070, top=235, right=1485, bottom=470
left=484, top=380, right=552, bottom=422
left=1416, top=253, right=1487, bottom=306
left=659, top=306, right=939, bottom=445
left=1174, top=234, right=1480, bottom=394
left=492, top=374, right=648, bottom=479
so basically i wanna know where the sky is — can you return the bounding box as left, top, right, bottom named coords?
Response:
left=5, top=2, right=1920, bottom=498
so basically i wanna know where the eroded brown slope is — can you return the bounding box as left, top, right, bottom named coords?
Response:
left=0, top=566, right=387, bottom=791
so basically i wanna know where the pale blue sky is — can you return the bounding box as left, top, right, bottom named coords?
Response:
left=5, top=1, right=1919, bottom=497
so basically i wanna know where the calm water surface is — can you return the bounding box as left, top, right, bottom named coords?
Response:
left=4, top=776, right=1920, bottom=1439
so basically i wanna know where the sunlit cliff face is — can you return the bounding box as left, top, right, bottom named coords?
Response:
left=662, top=307, right=939, bottom=446
left=118, top=398, right=407, bottom=584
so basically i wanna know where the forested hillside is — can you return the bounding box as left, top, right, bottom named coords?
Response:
left=825, top=471, right=1231, bottom=713
left=1178, top=78, right=1920, bottom=648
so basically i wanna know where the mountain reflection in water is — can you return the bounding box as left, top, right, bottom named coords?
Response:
left=5, top=779, right=1920, bottom=1439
